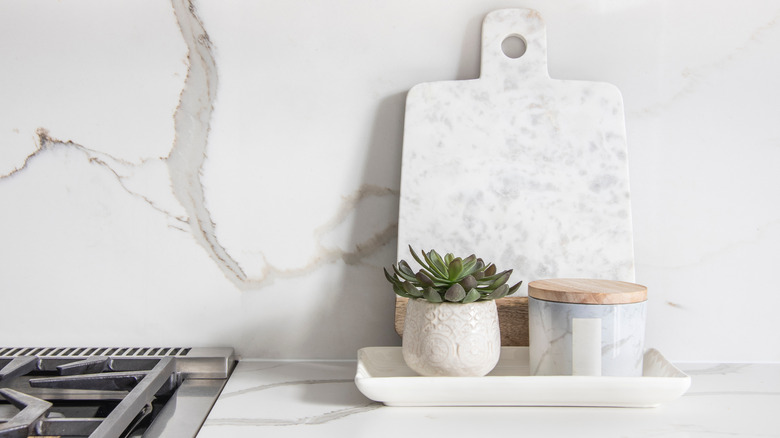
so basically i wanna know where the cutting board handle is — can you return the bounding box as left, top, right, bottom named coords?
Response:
left=480, top=9, right=549, bottom=83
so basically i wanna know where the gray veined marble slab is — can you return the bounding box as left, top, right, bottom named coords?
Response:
left=398, top=9, right=635, bottom=294
left=197, top=359, right=780, bottom=437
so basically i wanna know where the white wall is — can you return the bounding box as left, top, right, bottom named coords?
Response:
left=1, top=0, right=778, bottom=362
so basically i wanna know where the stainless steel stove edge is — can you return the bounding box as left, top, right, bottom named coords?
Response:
left=143, top=378, right=230, bottom=438
left=0, top=347, right=236, bottom=379
left=177, top=347, right=236, bottom=379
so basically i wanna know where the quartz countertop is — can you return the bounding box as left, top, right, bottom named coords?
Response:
left=196, top=357, right=779, bottom=437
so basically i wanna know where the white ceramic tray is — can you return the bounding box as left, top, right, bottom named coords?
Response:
left=355, top=347, right=690, bottom=408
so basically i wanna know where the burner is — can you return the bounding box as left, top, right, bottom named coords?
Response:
left=0, top=347, right=234, bottom=438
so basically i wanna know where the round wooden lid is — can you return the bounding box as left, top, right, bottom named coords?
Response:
left=528, top=278, right=647, bottom=305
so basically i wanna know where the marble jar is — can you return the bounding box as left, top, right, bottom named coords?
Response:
left=402, top=298, right=501, bottom=377
left=528, top=279, right=647, bottom=377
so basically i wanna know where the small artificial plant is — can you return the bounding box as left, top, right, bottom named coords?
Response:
left=384, top=246, right=522, bottom=303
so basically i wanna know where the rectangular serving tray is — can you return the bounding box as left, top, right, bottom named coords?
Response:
left=355, top=346, right=690, bottom=407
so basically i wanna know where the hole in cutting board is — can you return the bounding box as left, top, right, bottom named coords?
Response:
left=501, top=35, right=527, bottom=59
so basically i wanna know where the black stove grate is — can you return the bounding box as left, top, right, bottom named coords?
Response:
left=0, top=347, right=234, bottom=438
left=0, top=350, right=181, bottom=437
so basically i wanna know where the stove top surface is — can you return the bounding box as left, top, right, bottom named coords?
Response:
left=0, top=347, right=235, bottom=438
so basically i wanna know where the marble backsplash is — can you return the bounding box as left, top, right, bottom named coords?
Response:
left=1, top=0, right=778, bottom=362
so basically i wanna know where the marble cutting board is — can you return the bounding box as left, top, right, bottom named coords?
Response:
left=397, top=8, right=635, bottom=297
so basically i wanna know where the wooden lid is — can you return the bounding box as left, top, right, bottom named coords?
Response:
left=528, top=279, right=647, bottom=305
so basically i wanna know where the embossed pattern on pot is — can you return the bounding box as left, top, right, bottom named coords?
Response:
left=402, top=299, right=500, bottom=376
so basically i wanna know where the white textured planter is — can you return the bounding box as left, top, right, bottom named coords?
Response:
left=402, top=298, right=501, bottom=377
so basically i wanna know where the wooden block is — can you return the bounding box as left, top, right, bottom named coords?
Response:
left=394, top=296, right=529, bottom=346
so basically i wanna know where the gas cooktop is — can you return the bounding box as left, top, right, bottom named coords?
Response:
left=0, top=347, right=235, bottom=438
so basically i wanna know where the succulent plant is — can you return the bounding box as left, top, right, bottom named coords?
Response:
left=384, top=246, right=522, bottom=303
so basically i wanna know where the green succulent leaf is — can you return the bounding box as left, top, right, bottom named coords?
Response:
left=405, top=247, right=440, bottom=280
left=426, top=250, right=449, bottom=278
left=480, top=269, right=513, bottom=283
left=484, top=264, right=497, bottom=277
left=460, top=255, right=478, bottom=275
left=444, top=253, right=454, bottom=265
left=447, top=257, right=463, bottom=281
left=397, top=260, right=415, bottom=277
left=507, top=281, right=523, bottom=296
left=487, top=271, right=511, bottom=289
left=392, top=264, right=417, bottom=282
left=459, top=275, right=477, bottom=291
left=407, top=287, right=424, bottom=298
left=462, top=288, right=481, bottom=303
left=415, top=271, right=435, bottom=287
left=444, top=283, right=466, bottom=302
left=384, top=268, right=403, bottom=287
left=408, top=245, right=430, bottom=271
left=486, top=284, right=509, bottom=300
left=418, top=249, right=442, bottom=278
left=402, top=281, right=421, bottom=298
left=423, top=287, right=443, bottom=303
left=392, top=283, right=411, bottom=298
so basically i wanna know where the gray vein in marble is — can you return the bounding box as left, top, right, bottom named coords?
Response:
left=0, top=128, right=188, bottom=230
left=683, top=363, right=750, bottom=376
left=631, top=9, right=780, bottom=117
left=0, top=1, right=416, bottom=292
left=220, top=379, right=354, bottom=399
left=304, top=403, right=382, bottom=425
left=244, top=185, right=398, bottom=289
left=0, top=140, right=43, bottom=180
left=531, top=329, right=568, bottom=376
left=601, top=333, right=633, bottom=356
left=167, top=0, right=244, bottom=282
left=205, top=402, right=381, bottom=427
left=314, top=185, right=398, bottom=265
left=167, top=0, right=399, bottom=290
left=666, top=301, right=686, bottom=310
